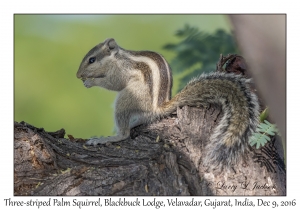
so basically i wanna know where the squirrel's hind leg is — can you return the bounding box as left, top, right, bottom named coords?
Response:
left=86, top=111, right=132, bottom=146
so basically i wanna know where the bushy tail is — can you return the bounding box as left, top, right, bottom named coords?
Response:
left=159, top=72, right=260, bottom=171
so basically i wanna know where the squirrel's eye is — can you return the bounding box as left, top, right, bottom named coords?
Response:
left=89, top=57, right=96, bottom=64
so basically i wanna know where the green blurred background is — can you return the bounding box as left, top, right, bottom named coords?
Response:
left=14, top=14, right=232, bottom=138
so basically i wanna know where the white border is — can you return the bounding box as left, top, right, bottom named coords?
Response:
left=1, top=0, right=298, bottom=209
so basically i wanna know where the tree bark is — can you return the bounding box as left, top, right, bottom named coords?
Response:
left=14, top=103, right=286, bottom=196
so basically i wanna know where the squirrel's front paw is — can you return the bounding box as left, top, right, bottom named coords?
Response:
left=85, top=137, right=109, bottom=146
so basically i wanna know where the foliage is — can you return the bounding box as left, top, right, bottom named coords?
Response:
left=249, top=120, right=280, bottom=149
left=163, top=24, right=239, bottom=91
left=259, top=107, right=269, bottom=122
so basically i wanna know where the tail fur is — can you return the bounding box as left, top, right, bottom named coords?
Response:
left=159, top=72, right=260, bottom=171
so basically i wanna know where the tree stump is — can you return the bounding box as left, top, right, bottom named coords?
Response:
left=14, top=103, right=286, bottom=196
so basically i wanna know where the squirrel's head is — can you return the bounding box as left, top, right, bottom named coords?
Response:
left=76, top=38, right=129, bottom=90
left=77, top=38, right=119, bottom=79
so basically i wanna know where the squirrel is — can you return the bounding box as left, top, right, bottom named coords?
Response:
left=76, top=38, right=260, bottom=170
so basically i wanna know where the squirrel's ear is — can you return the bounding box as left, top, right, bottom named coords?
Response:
left=107, top=38, right=117, bottom=50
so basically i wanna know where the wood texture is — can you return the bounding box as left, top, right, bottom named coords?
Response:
left=14, top=104, right=286, bottom=196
